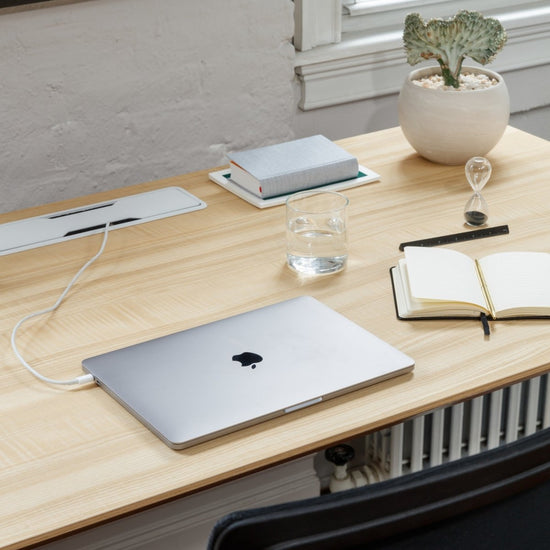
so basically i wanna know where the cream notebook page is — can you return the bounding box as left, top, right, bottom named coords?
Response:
left=405, top=246, right=488, bottom=310
left=479, top=251, right=550, bottom=315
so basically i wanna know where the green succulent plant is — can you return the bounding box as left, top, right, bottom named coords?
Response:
left=403, top=10, right=507, bottom=88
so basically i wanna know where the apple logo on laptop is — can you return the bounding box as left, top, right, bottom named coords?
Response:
left=232, top=352, right=263, bottom=370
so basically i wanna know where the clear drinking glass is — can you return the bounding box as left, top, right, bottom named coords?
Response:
left=286, top=190, right=349, bottom=275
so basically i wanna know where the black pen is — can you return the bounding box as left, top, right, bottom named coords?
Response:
left=399, top=225, right=509, bottom=251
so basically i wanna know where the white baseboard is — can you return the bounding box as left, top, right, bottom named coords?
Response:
left=37, top=455, right=319, bottom=550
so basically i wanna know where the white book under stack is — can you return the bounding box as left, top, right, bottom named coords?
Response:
left=209, top=135, right=380, bottom=208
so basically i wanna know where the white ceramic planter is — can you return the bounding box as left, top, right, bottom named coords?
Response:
left=398, top=66, right=510, bottom=165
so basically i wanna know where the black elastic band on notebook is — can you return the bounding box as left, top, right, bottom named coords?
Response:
left=480, top=313, right=491, bottom=336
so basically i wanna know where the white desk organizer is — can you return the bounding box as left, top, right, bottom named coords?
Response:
left=0, top=187, right=206, bottom=256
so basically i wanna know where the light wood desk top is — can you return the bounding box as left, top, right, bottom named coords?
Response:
left=2, top=126, right=550, bottom=549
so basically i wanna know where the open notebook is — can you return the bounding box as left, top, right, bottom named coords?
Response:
left=391, top=246, right=550, bottom=320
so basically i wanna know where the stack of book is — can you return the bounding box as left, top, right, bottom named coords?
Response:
left=209, top=135, right=380, bottom=208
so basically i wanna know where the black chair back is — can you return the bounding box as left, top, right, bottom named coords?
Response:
left=208, top=427, right=550, bottom=549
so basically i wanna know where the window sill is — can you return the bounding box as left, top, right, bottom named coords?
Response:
left=295, top=5, right=550, bottom=110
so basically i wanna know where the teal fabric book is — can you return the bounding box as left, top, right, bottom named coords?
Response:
left=227, top=135, right=359, bottom=199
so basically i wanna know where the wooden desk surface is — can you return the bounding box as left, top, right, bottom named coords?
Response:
left=2, top=126, right=550, bottom=549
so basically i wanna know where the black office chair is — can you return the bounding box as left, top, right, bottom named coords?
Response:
left=208, top=427, right=550, bottom=549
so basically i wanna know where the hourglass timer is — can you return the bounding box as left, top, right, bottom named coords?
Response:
left=464, top=156, right=492, bottom=226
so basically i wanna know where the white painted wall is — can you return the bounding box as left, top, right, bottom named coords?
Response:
left=0, top=0, right=295, bottom=213
left=1, top=0, right=549, bottom=214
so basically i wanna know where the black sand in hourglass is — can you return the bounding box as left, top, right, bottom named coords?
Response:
left=464, top=209, right=488, bottom=226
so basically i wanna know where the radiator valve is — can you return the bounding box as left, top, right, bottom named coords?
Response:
left=325, top=444, right=356, bottom=493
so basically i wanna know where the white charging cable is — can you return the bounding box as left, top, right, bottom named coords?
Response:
left=11, top=223, right=111, bottom=386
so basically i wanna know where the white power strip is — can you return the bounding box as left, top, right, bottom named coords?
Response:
left=0, top=187, right=206, bottom=256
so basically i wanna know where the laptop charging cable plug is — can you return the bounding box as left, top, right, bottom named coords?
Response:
left=10, top=223, right=111, bottom=387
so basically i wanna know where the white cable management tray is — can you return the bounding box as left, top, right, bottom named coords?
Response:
left=0, top=186, right=206, bottom=256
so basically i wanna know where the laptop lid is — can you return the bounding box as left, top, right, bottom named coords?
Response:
left=82, top=296, right=414, bottom=449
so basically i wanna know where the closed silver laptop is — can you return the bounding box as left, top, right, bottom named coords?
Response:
left=82, top=296, right=414, bottom=449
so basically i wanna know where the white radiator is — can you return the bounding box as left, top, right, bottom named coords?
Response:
left=340, top=374, right=550, bottom=487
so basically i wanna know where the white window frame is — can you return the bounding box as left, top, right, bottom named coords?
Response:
left=294, top=0, right=550, bottom=110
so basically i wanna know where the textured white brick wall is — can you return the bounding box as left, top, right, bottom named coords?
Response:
left=3, top=0, right=547, bottom=215
left=0, top=0, right=295, bottom=213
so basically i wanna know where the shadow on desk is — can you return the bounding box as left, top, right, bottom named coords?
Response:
left=208, top=427, right=550, bottom=549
